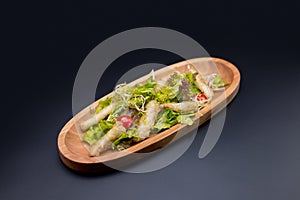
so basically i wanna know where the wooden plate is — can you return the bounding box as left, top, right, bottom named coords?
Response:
left=57, top=57, right=240, bottom=173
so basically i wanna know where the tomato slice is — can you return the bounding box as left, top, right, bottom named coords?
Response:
left=117, top=115, right=134, bottom=129
left=196, top=93, right=207, bottom=101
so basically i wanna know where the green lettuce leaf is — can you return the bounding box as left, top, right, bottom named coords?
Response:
left=156, top=85, right=179, bottom=103
left=128, top=77, right=157, bottom=109
left=153, top=109, right=179, bottom=131
left=82, top=120, right=114, bottom=145
left=177, top=114, right=194, bottom=125
left=95, top=97, right=111, bottom=114
left=99, top=120, right=114, bottom=132
left=156, top=72, right=200, bottom=103
left=112, top=128, right=140, bottom=150
left=212, top=74, right=230, bottom=89
left=153, top=109, right=195, bottom=133
left=82, top=126, right=104, bottom=145
left=156, top=73, right=182, bottom=103
left=184, top=73, right=200, bottom=96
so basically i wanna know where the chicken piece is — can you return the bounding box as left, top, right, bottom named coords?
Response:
left=162, top=101, right=198, bottom=113
left=89, top=121, right=126, bottom=156
left=80, top=104, right=114, bottom=131
left=137, top=100, right=161, bottom=140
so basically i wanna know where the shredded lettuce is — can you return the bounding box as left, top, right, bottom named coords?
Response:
left=95, top=97, right=111, bottom=114
left=128, top=77, right=157, bottom=110
left=133, top=77, right=157, bottom=98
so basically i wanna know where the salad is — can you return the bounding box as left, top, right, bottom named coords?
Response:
left=79, top=65, right=230, bottom=156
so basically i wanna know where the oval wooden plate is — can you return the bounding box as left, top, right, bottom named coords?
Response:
left=57, top=57, right=240, bottom=173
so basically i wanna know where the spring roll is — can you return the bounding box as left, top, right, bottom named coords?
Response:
left=194, top=74, right=214, bottom=100
left=137, top=100, right=161, bottom=140
left=90, top=121, right=126, bottom=156
left=80, top=104, right=114, bottom=131
left=186, top=65, right=214, bottom=100
left=162, top=101, right=198, bottom=113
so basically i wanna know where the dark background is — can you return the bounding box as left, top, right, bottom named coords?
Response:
left=1, top=0, right=300, bottom=200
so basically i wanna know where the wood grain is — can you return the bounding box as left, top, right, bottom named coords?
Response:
left=57, top=57, right=241, bottom=173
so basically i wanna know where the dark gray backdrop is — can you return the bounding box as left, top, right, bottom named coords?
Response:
left=1, top=0, right=300, bottom=200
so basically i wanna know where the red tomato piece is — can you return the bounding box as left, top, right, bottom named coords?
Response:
left=196, top=93, right=207, bottom=101
left=117, top=115, right=134, bottom=129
